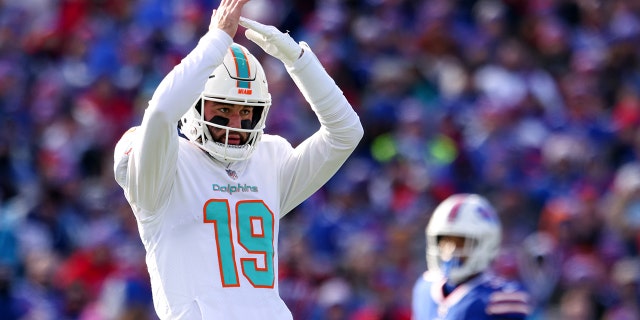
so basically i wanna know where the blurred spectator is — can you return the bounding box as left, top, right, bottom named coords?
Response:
left=3, top=0, right=640, bottom=318
left=0, top=264, right=28, bottom=319
left=603, top=257, right=640, bottom=320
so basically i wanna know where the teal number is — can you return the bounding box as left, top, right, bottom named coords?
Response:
left=203, top=199, right=275, bottom=288
left=237, top=201, right=275, bottom=287
left=204, top=200, right=239, bottom=287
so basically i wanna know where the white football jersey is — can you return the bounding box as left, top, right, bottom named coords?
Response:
left=114, top=28, right=362, bottom=319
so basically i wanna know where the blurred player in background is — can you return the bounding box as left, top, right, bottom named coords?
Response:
left=412, top=194, right=531, bottom=320
left=112, top=0, right=363, bottom=318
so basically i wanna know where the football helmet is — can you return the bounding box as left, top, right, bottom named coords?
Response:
left=180, top=43, right=271, bottom=162
left=426, top=194, right=502, bottom=285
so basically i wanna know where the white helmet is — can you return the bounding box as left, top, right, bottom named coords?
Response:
left=426, top=194, right=502, bottom=285
left=180, top=43, right=271, bottom=162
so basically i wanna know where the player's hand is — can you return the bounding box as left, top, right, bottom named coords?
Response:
left=210, top=0, right=250, bottom=38
left=239, top=17, right=303, bottom=66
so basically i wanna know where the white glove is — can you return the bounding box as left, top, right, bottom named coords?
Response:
left=239, top=17, right=303, bottom=66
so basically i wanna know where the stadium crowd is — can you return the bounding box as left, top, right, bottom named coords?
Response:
left=1, top=0, right=640, bottom=319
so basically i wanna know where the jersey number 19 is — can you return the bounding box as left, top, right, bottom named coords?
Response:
left=204, top=199, right=275, bottom=288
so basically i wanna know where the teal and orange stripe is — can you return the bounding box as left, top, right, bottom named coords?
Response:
left=229, top=44, right=251, bottom=89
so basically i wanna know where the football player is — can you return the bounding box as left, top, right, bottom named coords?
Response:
left=112, top=0, right=364, bottom=318
left=412, top=194, right=531, bottom=320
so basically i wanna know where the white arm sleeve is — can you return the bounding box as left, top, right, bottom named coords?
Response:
left=279, top=43, right=364, bottom=215
left=126, top=29, right=232, bottom=218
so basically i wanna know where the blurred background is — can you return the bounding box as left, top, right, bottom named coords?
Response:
left=2, top=0, right=640, bottom=319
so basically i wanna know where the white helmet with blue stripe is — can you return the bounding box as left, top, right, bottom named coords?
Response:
left=426, top=194, right=502, bottom=285
left=180, top=43, right=271, bottom=162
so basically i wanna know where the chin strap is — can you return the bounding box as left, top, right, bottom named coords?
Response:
left=441, top=257, right=462, bottom=279
left=441, top=258, right=462, bottom=297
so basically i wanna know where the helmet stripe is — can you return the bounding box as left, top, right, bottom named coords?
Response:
left=447, top=201, right=463, bottom=222
left=447, top=194, right=468, bottom=222
left=229, top=44, right=251, bottom=89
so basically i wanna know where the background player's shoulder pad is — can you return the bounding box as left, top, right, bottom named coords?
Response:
left=485, top=284, right=531, bottom=318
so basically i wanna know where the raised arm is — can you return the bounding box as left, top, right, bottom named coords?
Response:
left=124, top=0, right=249, bottom=215
left=240, top=18, right=364, bottom=215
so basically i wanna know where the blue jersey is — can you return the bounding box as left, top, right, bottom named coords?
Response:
left=412, top=271, right=530, bottom=320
